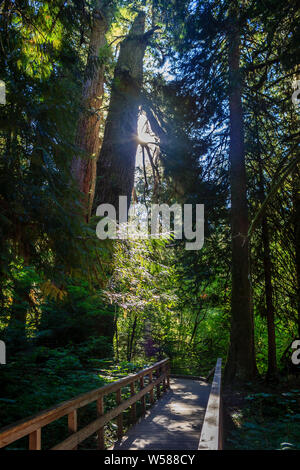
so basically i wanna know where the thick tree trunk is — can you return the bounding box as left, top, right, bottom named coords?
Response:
left=93, top=12, right=151, bottom=215
left=224, top=6, right=256, bottom=383
left=72, top=2, right=107, bottom=221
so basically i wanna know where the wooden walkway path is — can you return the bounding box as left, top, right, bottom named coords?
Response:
left=0, top=358, right=223, bottom=450
left=113, top=378, right=210, bottom=450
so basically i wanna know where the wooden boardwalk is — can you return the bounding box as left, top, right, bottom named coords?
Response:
left=113, top=378, right=210, bottom=450
left=0, top=359, right=223, bottom=450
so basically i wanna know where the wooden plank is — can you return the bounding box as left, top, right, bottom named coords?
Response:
left=29, top=429, right=41, bottom=450
left=0, top=358, right=169, bottom=448
left=51, top=372, right=167, bottom=450
left=140, top=376, right=146, bottom=415
left=198, top=358, right=222, bottom=450
left=162, top=364, right=167, bottom=392
left=68, top=410, right=77, bottom=450
left=68, top=410, right=77, bottom=433
left=97, top=397, right=105, bottom=450
left=116, top=389, right=123, bottom=439
left=130, top=382, right=137, bottom=423
left=149, top=372, right=154, bottom=404
left=156, top=366, right=161, bottom=399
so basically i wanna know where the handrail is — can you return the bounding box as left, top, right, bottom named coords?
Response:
left=0, top=358, right=170, bottom=450
left=198, top=358, right=223, bottom=450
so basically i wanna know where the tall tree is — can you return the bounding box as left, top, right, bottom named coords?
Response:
left=224, top=2, right=256, bottom=382
left=93, top=11, right=157, bottom=215
left=71, top=1, right=111, bottom=221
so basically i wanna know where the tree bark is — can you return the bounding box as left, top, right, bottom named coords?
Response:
left=72, top=2, right=108, bottom=221
left=224, top=4, right=256, bottom=383
left=93, top=12, right=152, bottom=216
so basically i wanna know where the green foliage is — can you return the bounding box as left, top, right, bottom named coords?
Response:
left=227, top=389, right=300, bottom=450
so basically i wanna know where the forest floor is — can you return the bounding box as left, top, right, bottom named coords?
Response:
left=223, top=376, right=300, bottom=450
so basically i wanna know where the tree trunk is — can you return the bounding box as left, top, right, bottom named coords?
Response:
left=224, top=5, right=256, bottom=383
left=93, top=12, right=151, bottom=216
left=72, top=2, right=108, bottom=221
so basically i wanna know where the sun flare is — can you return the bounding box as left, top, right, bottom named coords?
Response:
left=137, top=113, right=152, bottom=145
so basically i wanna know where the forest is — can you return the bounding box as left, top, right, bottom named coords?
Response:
left=0, top=0, right=299, bottom=452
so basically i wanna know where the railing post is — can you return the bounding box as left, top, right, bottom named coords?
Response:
left=97, top=396, right=105, bottom=450
left=29, top=429, right=41, bottom=450
left=166, top=361, right=170, bottom=388
left=162, top=364, right=167, bottom=393
left=156, top=366, right=161, bottom=399
left=149, top=371, right=154, bottom=404
left=116, top=389, right=123, bottom=440
left=140, top=376, right=146, bottom=415
left=130, top=381, right=137, bottom=423
left=68, top=410, right=78, bottom=450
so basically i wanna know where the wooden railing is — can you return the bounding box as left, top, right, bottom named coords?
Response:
left=0, top=358, right=170, bottom=450
left=198, top=358, right=223, bottom=450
